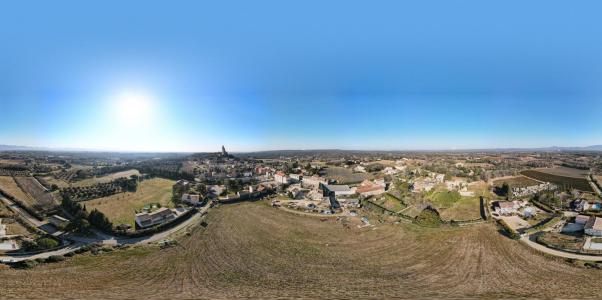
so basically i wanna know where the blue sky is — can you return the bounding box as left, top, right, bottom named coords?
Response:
left=1, top=0, right=601, bottom=152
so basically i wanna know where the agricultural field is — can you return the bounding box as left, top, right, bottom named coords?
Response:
left=71, top=169, right=140, bottom=187
left=39, top=175, right=70, bottom=188
left=521, top=169, right=593, bottom=192
left=534, top=167, right=589, bottom=178
left=47, top=169, right=141, bottom=188
left=1, top=202, right=602, bottom=298
left=13, top=177, right=55, bottom=212
left=323, top=166, right=371, bottom=184
left=84, top=178, right=174, bottom=227
left=0, top=176, right=36, bottom=208
left=492, top=175, right=540, bottom=188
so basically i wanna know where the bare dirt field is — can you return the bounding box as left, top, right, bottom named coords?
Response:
left=323, top=166, right=371, bottom=184
left=84, top=178, right=174, bottom=227
left=1, top=201, right=602, bottom=299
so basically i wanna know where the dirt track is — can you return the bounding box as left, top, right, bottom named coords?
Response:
left=1, top=201, right=601, bottom=299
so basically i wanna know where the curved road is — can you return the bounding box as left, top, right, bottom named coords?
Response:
left=1, top=196, right=208, bottom=263
left=520, top=234, right=602, bottom=261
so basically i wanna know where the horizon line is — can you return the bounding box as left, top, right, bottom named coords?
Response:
left=1, top=143, right=601, bottom=154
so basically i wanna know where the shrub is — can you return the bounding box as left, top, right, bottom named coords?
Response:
left=46, top=255, right=66, bottom=263
left=15, top=260, right=39, bottom=269
left=37, top=237, right=60, bottom=249
left=414, top=206, right=442, bottom=227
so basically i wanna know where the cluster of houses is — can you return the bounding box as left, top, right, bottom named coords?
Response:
left=512, top=182, right=557, bottom=198
left=494, top=200, right=538, bottom=218
left=271, top=170, right=389, bottom=213
left=410, top=171, right=474, bottom=196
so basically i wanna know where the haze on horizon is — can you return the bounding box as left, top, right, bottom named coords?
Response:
left=1, top=0, right=601, bottom=152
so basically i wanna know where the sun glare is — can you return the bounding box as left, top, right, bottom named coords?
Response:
left=113, top=91, right=155, bottom=126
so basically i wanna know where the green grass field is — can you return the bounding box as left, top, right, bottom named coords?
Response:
left=84, top=178, right=174, bottom=227
left=371, top=193, right=406, bottom=212
left=427, top=187, right=481, bottom=221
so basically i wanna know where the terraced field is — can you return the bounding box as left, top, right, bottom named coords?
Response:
left=1, top=201, right=601, bottom=299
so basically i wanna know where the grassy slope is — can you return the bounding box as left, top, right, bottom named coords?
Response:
left=0, top=176, right=36, bottom=207
left=84, top=178, right=174, bottom=227
left=0, top=201, right=601, bottom=298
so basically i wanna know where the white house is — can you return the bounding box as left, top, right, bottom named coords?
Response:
left=181, top=193, right=201, bottom=205
left=585, top=217, right=602, bottom=236
left=354, top=165, right=367, bottom=173
left=135, top=207, right=176, bottom=229
left=495, top=201, right=520, bottom=216
left=302, top=175, right=328, bottom=188
left=323, top=184, right=356, bottom=196
left=289, top=174, right=302, bottom=183
left=274, top=171, right=289, bottom=185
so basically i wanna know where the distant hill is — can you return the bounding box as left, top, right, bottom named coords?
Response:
left=0, top=144, right=46, bottom=151
left=1, top=144, right=602, bottom=153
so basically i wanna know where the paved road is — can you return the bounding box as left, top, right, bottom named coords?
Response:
left=0, top=200, right=209, bottom=263
left=520, top=234, right=602, bottom=261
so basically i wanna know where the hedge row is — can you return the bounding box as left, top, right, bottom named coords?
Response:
left=496, top=219, right=519, bottom=239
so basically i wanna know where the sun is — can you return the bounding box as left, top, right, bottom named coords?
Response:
left=113, top=90, right=155, bottom=127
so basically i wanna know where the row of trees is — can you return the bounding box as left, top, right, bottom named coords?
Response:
left=61, top=195, right=113, bottom=233
left=59, top=177, right=138, bottom=202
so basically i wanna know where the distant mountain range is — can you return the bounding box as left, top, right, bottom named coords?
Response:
left=1, top=144, right=601, bottom=153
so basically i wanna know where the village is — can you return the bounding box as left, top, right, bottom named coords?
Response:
left=1, top=147, right=602, bottom=268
